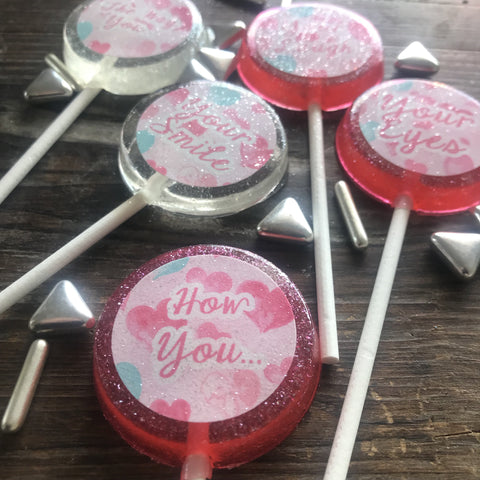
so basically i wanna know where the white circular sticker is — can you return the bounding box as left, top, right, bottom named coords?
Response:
left=135, top=82, right=279, bottom=187
left=77, top=0, right=196, bottom=58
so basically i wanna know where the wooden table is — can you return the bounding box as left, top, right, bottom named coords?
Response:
left=1, top=0, right=479, bottom=478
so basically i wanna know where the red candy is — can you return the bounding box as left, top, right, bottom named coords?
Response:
left=94, top=245, right=320, bottom=475
left=336, top=79, right=480, bottom=214
left=237, top=2, right=383, bottom=111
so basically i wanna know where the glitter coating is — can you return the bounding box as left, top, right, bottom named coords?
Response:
left=336, top=79, right=480, bottom=214
left=237, top=2, right=383, bottom=111
left=119, top=80, right=288, bottom=216
left=94, top=245, right=321, bottom=469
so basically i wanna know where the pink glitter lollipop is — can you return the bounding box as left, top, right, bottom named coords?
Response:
left=324, top=78, right=480, bottom=480
left=94, top=245, right=321, bottom=479
left=237, top=2, right=384, bottom=364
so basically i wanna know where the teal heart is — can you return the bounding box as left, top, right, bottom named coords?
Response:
left=136, top=130, right=155, bottom=154
left=153, top=258, right=189, bottom=279
left=290, top=6, right=315, bottom=17
left=116, top=362, right=142, bottom=399
left=267, top=54, right=297, bottom=74
left=208, top=85, right=242, bottom=106
left=77, top=21, right=93, bottom=41
left=395, top=80, right=414, bottom=92
left=360, top=121, right=380, bottom=142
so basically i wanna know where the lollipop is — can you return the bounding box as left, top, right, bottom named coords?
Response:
left=324, top=78, right=480, bottom=480
left=237, top=2, right=384, bottom=364
left=94, top=245, right=321, bottom=479
left=0, top=80, right=287, bottom=316
left=0, top=0, right=204, bottom=206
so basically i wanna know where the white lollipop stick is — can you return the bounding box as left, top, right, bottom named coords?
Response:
left=0, top=182, right=154, bottom=316
left=323, top=194, right=412, bottom=480
left=308, top=103, right=338, bottom=364
left=0, top=87, right=100, bottom=206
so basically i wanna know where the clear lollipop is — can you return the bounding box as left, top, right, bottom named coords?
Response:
left=324, top=78, right=480, bottom=479
left=0, top=0, right=205, bottom=206
left=94, top=244, right=321, bottom=480
left=0, top=80, right=287, bottom=316
left=236, top=2, right=384, bottom=364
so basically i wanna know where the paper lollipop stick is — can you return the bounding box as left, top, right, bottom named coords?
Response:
left=0, top=0, right=204, bottom=207
left=324, top=78, right=480, bottom=480
left=0, top=80, right=287, bottom=316
left=93, top=245, right=321, bottom=479
left=237, top=2, right=383, bottom=363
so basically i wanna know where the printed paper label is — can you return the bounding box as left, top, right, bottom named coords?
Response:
left=357, top=80, right=480, bottom=176
left=254, top=5, right=375, bottom=78
left=111, top=255, right=296, bottom=422
left=77, top=0, right=195, bottom=58
left=136, top=82, right=278, bottom=187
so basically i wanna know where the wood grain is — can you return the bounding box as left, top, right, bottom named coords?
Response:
left=0, top=0, right=479, bottom=479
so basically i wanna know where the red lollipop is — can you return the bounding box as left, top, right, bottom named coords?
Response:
left=324, top=79, right=480, bottom=480
left=237, top=2, right=384, bottom=364
left=94, top=245, right=321, bottom=479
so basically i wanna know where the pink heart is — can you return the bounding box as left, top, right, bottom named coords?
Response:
left=444, top=155, right=474, bottom=176
left=146, top=159, right=167, bottom=176
left=240, top=136, right=273, bottom=170
left=186, top=267, right=233, bottom=293
left=233, top=370, right=260, bottom=408
left=148, top=0, right=171, bottom=11
left=142, top=104, right=159, bottom=120
left=137, top=40, right=156, bottom=57
left=197, top=322, right=231, bottom=340
left=165, top=87, right=189, bottom=106
left=150, top=399, right=191, bottom=421
left=237, top=281, right=294, bottom=333
left=177, top=166, right=218, bottom=187
left=126, top=298, right=187, bottom=350
left=264, top=357, right=292, bottom=384
left=405, top=158, right=428, bottom=174
left=89, top=40, right=111, bottom=54
left=170, top=6, right=192, bottom=30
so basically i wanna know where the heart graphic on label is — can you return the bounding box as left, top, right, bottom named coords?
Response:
left=77, top=21, right=93, bottom=41
left=268, top=54, right=297, bottom=74
left=89, top=40, right=111, bottom=54
left=444, top=155, right=474, bottom=176
left=153, top=258, right=189, bottom=279
left=116, top=362, right=142, bottom=399
left=165, top=87, right=189, bottom=106
left=264, top=357, right=292, bottom=384
left=197, top=322, right=232, bottom=340
left=405, top=158, right=428, bottom=175
left=150, top=398, right=191, bottom=421
left=233, top=370, right=261, bottom=408
left=208, top=85, right=242, bottom=106
left=360, top=120, right=380, bottom=142
left=186, top=268, right=233, bottom=293
left=240, top=136, right=273, bottom=169
left=126, top=299, right=187, bottom=350
left=136, top=130, right=155, bottom=154
left=237, top=281, right=294, bottom=333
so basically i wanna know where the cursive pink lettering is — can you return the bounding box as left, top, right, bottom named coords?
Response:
left=172, top=287, right=251, bottom=317
left=156, top=327, right=243, bottom=378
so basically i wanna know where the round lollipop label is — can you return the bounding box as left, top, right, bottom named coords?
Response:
left=135, top=81, right=279, bottom=187
left=253, top=4, right=376, bottom=79
left=76, top=0, right=196, bottom=58
left=110, top=253, right=296, bottom=422
left=356, top=80, right=480, bottom=177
